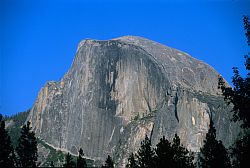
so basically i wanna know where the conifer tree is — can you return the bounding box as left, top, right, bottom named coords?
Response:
left=172, top=134, right=194, bottom=168
left=126, top=153, right=138, bottom=168
left=136, top=135, right=155, bottom=168
left=218, top=15, right=250, bottom=168
left=63, top=152, right=75, bottom=168
left=16, top=121, right=38, bottom=167
left=154, top=134, right=194, bottom=168
left=198, top=120, right=230, bottom=168
left=50, top=161, right=55, bottom=167
left=102, top=155, right=114, bottom=168
left=0, top=114, right=15, bottom=168
left=218, top=16, right=250, bottom=129
left=76, top=148, right=87, bottom=168
left=154, top=136, right=174, bottom=167
left=230, top=131, right=250, bottom=168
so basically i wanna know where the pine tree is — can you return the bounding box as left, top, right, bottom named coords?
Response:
left=50, top=161, right=55, bottom=167
left=76, top=148, right=87, bottom=168
left=218, top=16, right=250, bottom=129
left=244, top=15, right=250, bottom=46
left=154, top=134, right=194, bottom=168
left=136, top=135, right=155, bottom=168
left=230, top=130, right=250, bottom=168
left=16, top=121, right=38, bottom=167
left=0, top=114, right=15, bottom=168
left=63, top=152, right=75, bottom=168
left=154, top=136, right=174, bottom=168
left=102, top=155, right=114, bottom=168
left=126, top=153, right=138, bottom=168
left=218, top=15, right=250, bottom=168
left=172, top=134, right=194, bottom=168
left=198, top=120, right=230, bottom=168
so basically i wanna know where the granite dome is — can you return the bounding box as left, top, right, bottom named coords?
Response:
left=27, top=36, right=238, bottom=167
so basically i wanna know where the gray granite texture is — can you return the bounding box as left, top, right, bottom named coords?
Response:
left=27, top=36, right=239, bottom=166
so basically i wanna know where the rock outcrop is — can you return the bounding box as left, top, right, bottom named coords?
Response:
left=27, top=36, right=239, bottom=166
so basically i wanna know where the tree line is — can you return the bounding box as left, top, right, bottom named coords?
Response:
left=0, top=115, right=89, bottom=168
left=0, top=114, right=239, bottom=168
left=0, top=118, right=37, bottom=168
left=217, top=15, right=250, bottom=168
left=1, top=16, right=249, bottom=168
left=125, top=119, right=230, bottom=168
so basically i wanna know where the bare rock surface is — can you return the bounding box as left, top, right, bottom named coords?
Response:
left=27, top=36, right=239, bottom=166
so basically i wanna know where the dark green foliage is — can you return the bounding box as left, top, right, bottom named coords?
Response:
left=172, top=134, right=194, bottom=168
left=126, top=153, right=138, bottom=168
left=76, top=148, right=87, bottom=168
left=218, top=16, right=250, bottom=129
left=126, top=134, right=194, bottom=168
left=198, top=120, right=230, bottom=168
left=154, top=135, right=194, bottom=168
left=50, top=161, right=55, bottom=167
left=218, top=15, right=250, bottom=168
left=243, top=15, right=250, bottom=46
left=154, top=136, right=174, bottom=167
left=6, top=110, right=30, bottom=148
left=34, top=138, right=95, bottom=167
left=63, top=152, right=75, bottom=168
left=102, top=155, right=114, bottom=168
left=36, top=138, right=67, bottom=167
left=136, top=135, right=155, bottom=168
left=133, top=113, right=140, bottom=121
left=4, top=110, right=29, bottom=126
left=16, top=121, right=38, bottom=167
left=0, top=114, right=16, bottom=168
left=230, top=131, right=250, bottom=168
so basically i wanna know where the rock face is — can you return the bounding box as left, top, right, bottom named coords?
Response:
left=27, top=36, right=239, bottom=166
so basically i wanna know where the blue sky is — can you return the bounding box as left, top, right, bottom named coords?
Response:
left=1, top=0, right=250, bottom=116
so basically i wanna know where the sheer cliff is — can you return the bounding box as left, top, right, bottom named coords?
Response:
left=27, top=36, right=239, bottom=166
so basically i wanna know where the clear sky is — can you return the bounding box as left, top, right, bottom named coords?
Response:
left=1, top=0, right=250, bottom=116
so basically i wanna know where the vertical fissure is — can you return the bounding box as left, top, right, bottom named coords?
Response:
left=174, top=92, right=179, bottom=122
